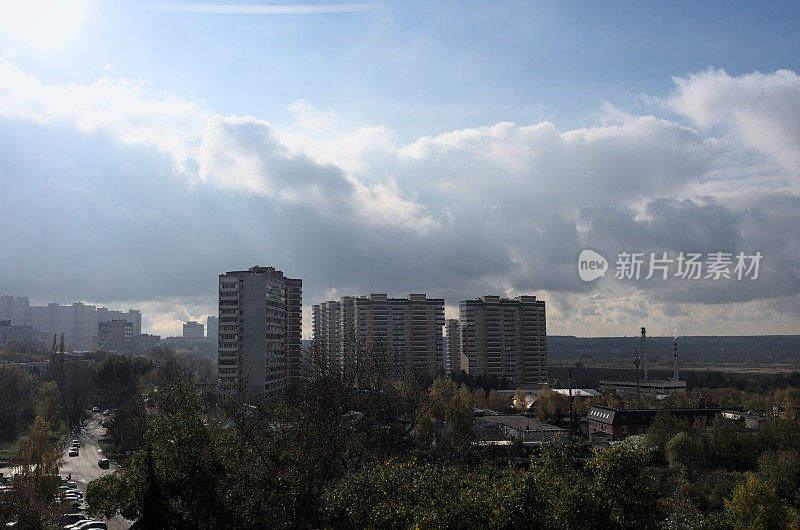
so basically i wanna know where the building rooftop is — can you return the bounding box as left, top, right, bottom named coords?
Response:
left=588, top=406, right=721, bottom=425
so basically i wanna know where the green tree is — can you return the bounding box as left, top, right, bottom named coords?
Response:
left=645, top=412, right=692, bottom=465
left=1, top=416, right=64, bottom=529
left=35, top=381, right=64, bottom=432
left=0, top=365, right=37, bottom=437
left=666, top=431, right=706, bottom=473
left=758, top=449, right=800, bottom=500
left=445, top=384, right=475, bottom=456
left=725, top=473, right=799, bottom=530
left=586, top=441, right=661, bottom=529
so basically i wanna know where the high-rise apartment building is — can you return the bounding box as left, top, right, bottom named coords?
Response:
left=1, top=295, right=142, bottom=350
left=206, top=316, right=219, bottom=339
left=98, top=319, right=134, bottom=353
left=0, top=296, right=29, bottom=326
left=444, top=318, right=461, bottom=375
left=311, top=300, right=341, bottom=368
left=459, top=295, right=547, bottom=387
left=217, top=266, right=302, bottom=396
left=183, top=321, right=205, bottom=338
left=313, top=293, right=444, bottom=377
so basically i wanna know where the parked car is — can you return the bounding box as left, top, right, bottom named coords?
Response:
left=59, top=486, right=82, bottom=497
left=91, top=407, right=99, bottom=413
left=68, top=448, right=78, bottom=457
left=61, top=513, right=87, bottom=526
left=97, top=458, right=109, bottom=469
left=102, top=410, right=110, bottom=416
left=66, top=520, right=107, bottom=530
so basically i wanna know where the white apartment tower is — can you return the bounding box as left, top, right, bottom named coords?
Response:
left=312, top=293, right=444, bottom=377
left=459, top=295, right=547, bottom=387
left=218, top=266, right=302, bottom=396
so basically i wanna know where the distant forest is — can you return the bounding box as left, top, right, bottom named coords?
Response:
left=548, top=335, right=800, bottom=365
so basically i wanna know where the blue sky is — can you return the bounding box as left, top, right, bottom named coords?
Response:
left=15, top=1, right=800, bottom=135
left=1, top=1, right=800, bottom=337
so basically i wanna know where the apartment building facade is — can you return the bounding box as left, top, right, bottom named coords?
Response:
left=183, top=321, right=205, bottom=338
left=97, top=319, right=134, bottom=353
left=217, top=266, right=302, bottom=395
left=311, top=299, right=342, bottom=369
left=206, top=316, right=219, bottom=339
left=313, top=293, right=445, bottom=377
left=1, top=295, right=142, bottom=350
left=444, top=318, right=461, bottom=375
left=459, top=295, right=547, bottom=387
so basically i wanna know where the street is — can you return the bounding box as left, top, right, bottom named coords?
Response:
left=61, top=413, right=130, bottom=529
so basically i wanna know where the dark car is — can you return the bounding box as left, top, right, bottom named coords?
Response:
left=69, top=448, right=79, bottom=457
left=98, top=458, right=109, bottom=469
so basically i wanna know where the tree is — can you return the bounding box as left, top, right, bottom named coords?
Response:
left=0, top=365, right=36, bottom=437
left=35, top=381, right=64, bottom=432
left=445, top=384, right=475, bottom=456
left=645, top=412, right=692, bottom=465
left=514, top=388, right=529, bottom=411
left=533, top=388, right=567, bottom=423
left=473, top=388, right=488, bottom=409
left=487, top=389, right=512, bottom=413
left=1, top=416, right=64, bottom=529
left=758, top=449, right=800, bottom=500
left=586, top=441, right=661, bottom=529
left=726, top=474, right=799, bottom=530
left=665, top=431, right=706, bottom=473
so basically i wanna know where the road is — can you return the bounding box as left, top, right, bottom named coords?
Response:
left=61, top=413, right=130, bottom=529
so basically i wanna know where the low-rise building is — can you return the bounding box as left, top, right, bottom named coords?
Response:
left=135, top=334, right=161, bottom=356
left=599, top=378, right=686, bottom=397
left=722, top=409, right=766, bottom=430
left=587, top=406, right=721, bottom=441
left=474, top=412, right=566, bottom=446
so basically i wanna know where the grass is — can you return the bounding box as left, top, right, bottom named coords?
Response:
left=0, top=427, right=29, bottom=462
left=0, top=423, right=68, bottom=464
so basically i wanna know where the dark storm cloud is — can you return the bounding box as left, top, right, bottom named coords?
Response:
left=582, top=197, right=743, bottom=253
left=579, top=196, right=800, bottom=305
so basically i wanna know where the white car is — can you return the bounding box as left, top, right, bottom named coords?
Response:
left=66, top=520, right=107, bottom=530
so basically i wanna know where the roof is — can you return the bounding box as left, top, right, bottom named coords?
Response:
left=475, top=414, right=564, bottom=433
left=550, top=388, right=601, bottom=397
left=588, top=406, right=721, bottom=425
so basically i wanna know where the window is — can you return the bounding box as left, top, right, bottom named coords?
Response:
left=622, top=426, right=627, bottom=433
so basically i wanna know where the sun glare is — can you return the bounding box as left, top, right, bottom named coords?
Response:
left=0, top=0, right=88, bottom=52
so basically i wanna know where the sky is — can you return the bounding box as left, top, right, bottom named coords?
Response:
left=1, top=0, right=799, bottom=338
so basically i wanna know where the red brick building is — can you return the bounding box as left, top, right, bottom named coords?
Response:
left=587, top=406, right=721, bottom=441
